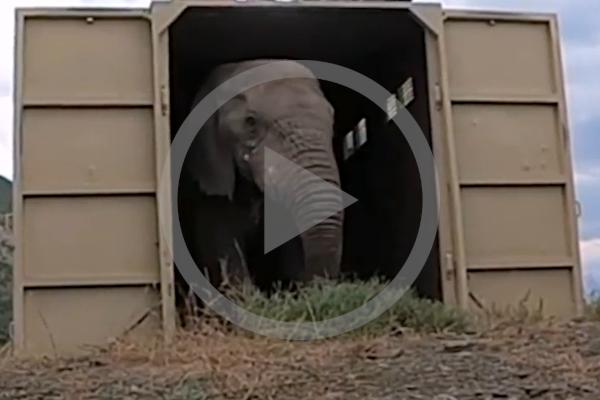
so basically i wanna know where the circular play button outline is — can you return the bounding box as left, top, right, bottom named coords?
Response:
left=160, top=59, right=439, bottom=340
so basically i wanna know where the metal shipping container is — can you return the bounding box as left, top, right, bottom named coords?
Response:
left=12, top=0, right=584, bottom=355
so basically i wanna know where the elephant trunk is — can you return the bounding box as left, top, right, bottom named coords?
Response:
left=265, top=128, right=344, bottom=280
left=299, top=212, right=343, bottom=280
left=292, top=165, right=343, bottom=279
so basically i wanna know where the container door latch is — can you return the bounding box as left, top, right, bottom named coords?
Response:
left=160, top=85, right=169, bottom=116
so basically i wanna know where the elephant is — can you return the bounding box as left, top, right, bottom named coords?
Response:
left=177, top=59, right=345, bottom=295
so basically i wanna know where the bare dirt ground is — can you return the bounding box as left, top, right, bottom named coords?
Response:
left=1, top=319, right=600, bottom=400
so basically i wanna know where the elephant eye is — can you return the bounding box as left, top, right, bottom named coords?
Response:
left=245, top=115, right=257, bottom=129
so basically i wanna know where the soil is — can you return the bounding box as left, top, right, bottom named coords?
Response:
left=1, top=320, right=599, bottom=400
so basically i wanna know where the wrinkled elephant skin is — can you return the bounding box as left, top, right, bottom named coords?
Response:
left=178, top=59, right=344, bottom=294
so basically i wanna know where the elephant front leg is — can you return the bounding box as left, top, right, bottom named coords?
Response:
left=217, top=238, right=251, bottom=290
left=188, top=204, right=251, bottom=293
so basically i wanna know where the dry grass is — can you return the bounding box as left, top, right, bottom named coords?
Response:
left=2, top=316, right=599, bottom=400
left=0, top=279, right=475, bottom=398
left=467, top=290, right=549, bottom=334
left=104, top=325, right=377, bottom=398
left=1, top=272, right=600, bottom=398
left=0, top=321, right=431, bottom=399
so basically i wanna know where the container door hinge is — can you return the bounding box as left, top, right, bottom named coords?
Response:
left=160, top=85, right=169, bottom=116
left=559, top=122, right=569, bottom=149
left=445, top=251, right=455, bottom=280
left=434, top=83, right=443, bottom=110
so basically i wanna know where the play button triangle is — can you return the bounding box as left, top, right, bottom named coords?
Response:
left=263, top=147, right=358, bottom=254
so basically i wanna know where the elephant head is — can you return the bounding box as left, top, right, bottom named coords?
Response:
left=183, top=59, right=344, bottom=283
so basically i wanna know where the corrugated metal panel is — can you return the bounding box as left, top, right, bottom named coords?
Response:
left=441, top=12, right=584, bottom=318
left=13, top=10, right=173, bottom=356
left=23, top=287, right=160, bottom=355
left=21, top=109, right=156, bottom=193
left=22, top=17, right=153, bottom=105
left=22, top=197, right=160, bottom=285
left=468, top=268, right=575, bottom=318
left=445, top=18, right=555, bottom=98
left=453, top=104, right=563, bottom=183
left=462, top=187, right=571, bottom=267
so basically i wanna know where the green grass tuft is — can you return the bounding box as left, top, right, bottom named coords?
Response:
left=222, top=277, right=473, bottom=336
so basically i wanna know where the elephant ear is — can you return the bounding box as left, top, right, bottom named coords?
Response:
left=184, top=65, right=239, bottom=200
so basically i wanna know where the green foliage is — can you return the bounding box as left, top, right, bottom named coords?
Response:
left=0, top=176, right=13, bottom=344
left=586, top=291, right=600, bottom=321
left=0, top=175, right=13, bottom=344
left=224, top=277, right=472, bottom=336
left=0, top=176, right=11, bottom=215
left=0, top=261, right=10, bottom=343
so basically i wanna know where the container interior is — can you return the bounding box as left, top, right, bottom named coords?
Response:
left=169, top=6, right=441, bottom=300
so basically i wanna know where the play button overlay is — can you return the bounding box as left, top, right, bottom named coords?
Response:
left=263, top=147, right=358, bottom=254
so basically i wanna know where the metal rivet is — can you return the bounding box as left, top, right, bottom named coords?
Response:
left=243, top=154, right=250, bottom=161
left=488, top=19, right=496, bottom=26
left=86, top=17, right=94, bottom=24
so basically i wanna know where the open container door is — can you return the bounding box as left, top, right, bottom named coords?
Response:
left=156, top=0, right=452, bottom=306
left=13, top=8, right=175, bottom=355
left=439, top=10, right=584, bottom=317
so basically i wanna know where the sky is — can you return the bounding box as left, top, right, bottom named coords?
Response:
left=0, top=0, right=599, bottom=293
